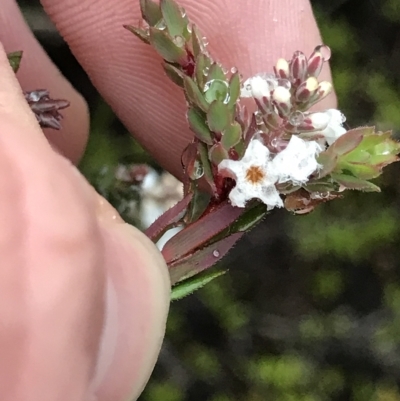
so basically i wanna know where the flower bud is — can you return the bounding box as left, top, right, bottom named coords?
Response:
left=290, top=51, right=307, bottom=83
left=307, top=48, right=324, bottom=77
left=274, top=58, right=290, bottom=79
left=272, top=86, right=292, bottom=117
left=295, top=77, right=319, bottom=102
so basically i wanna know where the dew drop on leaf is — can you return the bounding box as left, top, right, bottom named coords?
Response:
left=203, top=79, right=230, bottom=104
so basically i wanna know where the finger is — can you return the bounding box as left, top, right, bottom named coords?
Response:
left=0, top=0, right=90, bottom=163
left=0, top=46, right=169, bottom=400
left=41, top=0, right=336, bottom=178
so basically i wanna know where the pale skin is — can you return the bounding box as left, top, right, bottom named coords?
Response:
left=0, top=0, right=335, bottom=400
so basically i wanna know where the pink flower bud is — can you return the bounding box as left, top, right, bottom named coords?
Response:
left=295, top=77, right=319, bottom=102
left=274, top=58, right=290, bottom=79
left=272, top=86, right=292, bottom=117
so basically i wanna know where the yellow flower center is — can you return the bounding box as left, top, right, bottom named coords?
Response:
left=245, top=165, right=265, bottom=184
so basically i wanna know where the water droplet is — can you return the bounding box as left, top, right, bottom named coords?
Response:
left=255, top=111, right=264, bottom=125
left=27, top=91, right=41, bottom=102
left=289, top=111, right=305, bottom=126
left=253, top=130, right=265, bottom=141
left=173, top=35, right=185, bottom=47
left=260, top=73, right=278, bottom=91
left=155, top=20, right=166, bottom=30
left=213, top=250, right=220, bottom=257
left=245, top=83, right=252, bottom=91
left=271, top=138, right=278, bottom=147
left=231, top=66, right=238, bottom=74
left=204, top=79, right=230, bottom=103
left=277, top=78, right=291, bottom=90
left=203, top=66, right=210, bottom=76
left=186, top=23, right=193, bottom=33
left=222, top=67, right=229, bottom=74
left=181, top=8, right=187, bottom=17
left=202, top=37, right=209, bottom=46
left=317, top=44, right=331, bottom=62
left=340, top=113, right=346, bottom=124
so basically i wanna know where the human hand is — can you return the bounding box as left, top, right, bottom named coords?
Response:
left=0, top=0, right=335, bottom=400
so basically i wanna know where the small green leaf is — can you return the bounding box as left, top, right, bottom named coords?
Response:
left=317, top=151, right=338, bottom=178
left=336, top=161, right=380, bottom=180
left=163, top=63, right=185, bottom=86
left=184, top=76, right=209, bottom=111
left=207, top=62, right=226, bottom=81
left=209, top=143, right=229, bottom=165
left=7, top=51, right=23, bottom=73
left=124, top=25, right=150, bottom=44
left=331, top=173, right=381, bottom=192
left=228, top=72, right=241, bottom=108
left=140, top=0, right=163, bottom=26
left=191, top=25, right=204, bottom=58
left=187, top=108, right=213, bottom=144
left=221, top=122, right=242, bottom=149
left=185, top=185, right=212, bottom=224
left=304, top=181, right=338, bottom=193
left=171, top=270, right=227, bottom=300
left=199, top=142, right=217, bottom=193
left=203, top=79, right=230, bottom=104
left=207, top=100, right=231, bottom=132
left=226, top=202, right=267, bottom=234
left=149, top=27, right=186, bottom=63
left=195, top=53, right=211, bottom=89
left=160, top=0, right=186, bottom=38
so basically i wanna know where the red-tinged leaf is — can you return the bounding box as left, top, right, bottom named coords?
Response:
left=162, top=201, right=244, bottom=264
left=145, top=193, right=192, bottom=241
left=331, top=127, right=364, bottom=156
left=169, top=233, right=242, bottom=285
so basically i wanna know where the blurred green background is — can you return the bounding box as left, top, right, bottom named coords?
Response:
left=17, top=0, right=400, bottom=399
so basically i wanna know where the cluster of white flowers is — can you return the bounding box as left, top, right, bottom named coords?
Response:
left=218, top=136, right=322, bottom=209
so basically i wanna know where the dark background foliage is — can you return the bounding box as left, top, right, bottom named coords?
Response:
left=17, top=0, right=400, bottom=399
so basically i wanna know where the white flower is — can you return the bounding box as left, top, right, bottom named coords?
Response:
left=272, top=135, right=322, bottom=184
left=240, top=74, right=278, bottom=99
left=218, top=139, right=283, bottom=209
left=320, top=109, right=347, bottom=145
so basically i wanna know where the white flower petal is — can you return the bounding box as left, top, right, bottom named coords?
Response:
left=258, top=186, right=284, bottom=210
left=321, top=109, right=347, bottom=145
left=218, top=139, right=283, bottom=209
left=273, top=136, right=322, bottom=184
